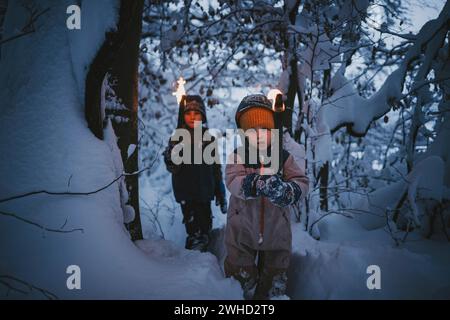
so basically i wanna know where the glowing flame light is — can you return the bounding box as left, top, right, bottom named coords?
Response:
left=173, top=77, right=187, bottom=105
left=267, top=88, right=285, bottom=112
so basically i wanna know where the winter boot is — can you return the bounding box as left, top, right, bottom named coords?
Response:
left=253, top=268, right=287, bottom=300
left=267, top=272, right=288, bottom=299
left=198, top=233, right=210, bottom=252
left=189, top=233, right=209, bottom=252
left=185, top=235, right=197, bottom=250
left=240, top=268, right=258, bottom=300
left=224, top=259, right=258, bottom=300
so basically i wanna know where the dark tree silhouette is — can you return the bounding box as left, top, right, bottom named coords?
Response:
left=85, top=0, right=145, bottom=240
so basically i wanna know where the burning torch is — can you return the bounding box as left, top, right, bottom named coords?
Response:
left=173, top=76, right=187, bottom=105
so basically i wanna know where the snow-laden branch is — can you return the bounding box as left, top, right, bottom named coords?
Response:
left=350, top=156, right=445, bottom=230
left=319, top=0, right=450, bottom=137
left=372, top=25, right=417, bottom=41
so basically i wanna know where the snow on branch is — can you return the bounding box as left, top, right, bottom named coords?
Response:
left=350, top=156, right=445, bottom=230
left=319, top=1, right=450, bottom=137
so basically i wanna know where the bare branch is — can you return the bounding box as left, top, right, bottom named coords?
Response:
left=0, top=210, right=84, bottom=234
left=0, top=275, right=58, bottom=300
left=0, top=154, right=159, bottom=204
left=0, top=6, right=50, bottom=45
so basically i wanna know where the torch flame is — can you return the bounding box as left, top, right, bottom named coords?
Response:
left=173, top=77, right=186, bottom=105
left=267, top=88, right=285, bottom=112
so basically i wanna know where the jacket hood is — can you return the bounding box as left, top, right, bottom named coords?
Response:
left=176, top=95, right=208, bottom=129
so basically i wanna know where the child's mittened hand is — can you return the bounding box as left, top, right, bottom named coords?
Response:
left=256, top=174, right=303, bottom=207
left=242, top=173, right=282, bottom=198
left=242, top=173, right=261, bottom=198
left=255, top=174, right=282, bottom=197
left=162, top=143, right=181, bottom=173
left=220, top=198, right=228, bottom=214
left=162, top=143, right=174, bottom=160
left=215, top=194, right=228, bottom=214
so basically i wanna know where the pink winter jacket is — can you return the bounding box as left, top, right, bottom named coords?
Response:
left=225, top=151, right=309, bottom=252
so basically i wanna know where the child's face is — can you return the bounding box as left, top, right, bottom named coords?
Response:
left=246, top=127, right=272, bottom=150
left=184, top=110, right=202, bottom=129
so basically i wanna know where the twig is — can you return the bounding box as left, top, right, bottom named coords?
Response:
left=0, top=210, right=84, bottom=234
left=0, top=275, right=58, bottom=300
left=0, top=7, right=50, bottom=45
left=140, top=197, right=165, bottom=239
left=0, top=156, right=159, bottom=204
left=308, top=210, right=352, bottom=233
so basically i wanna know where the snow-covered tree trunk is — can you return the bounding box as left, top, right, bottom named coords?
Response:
left=281, top=0, right=301, bottom=135
left=85, top=0, right=145, bottom=240
left=107, top=0, right=144, bottom=241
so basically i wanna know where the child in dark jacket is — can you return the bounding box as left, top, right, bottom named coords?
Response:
left=163, top=95, right=227, bottom=252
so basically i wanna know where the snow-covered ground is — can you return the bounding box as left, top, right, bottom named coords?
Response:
left=289, top=216, right=450, bottom=299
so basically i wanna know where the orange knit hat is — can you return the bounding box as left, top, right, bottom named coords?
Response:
left=238, top=107, right=275, bottom=131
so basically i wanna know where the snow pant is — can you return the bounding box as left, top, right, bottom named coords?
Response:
left=180, top=200, right=212, bottom=244
left=224, top=243, right=290, bottom=300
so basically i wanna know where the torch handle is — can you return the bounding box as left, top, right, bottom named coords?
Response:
left=273, top=93, right=284, bottom=175
left=274, top=112, right=283, bottom=175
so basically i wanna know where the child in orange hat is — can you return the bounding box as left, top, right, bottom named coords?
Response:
left=224, top=94, right=309, bottom=299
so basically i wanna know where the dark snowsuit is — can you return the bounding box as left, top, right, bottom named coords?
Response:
left=163, top=95, right=226, bottom=251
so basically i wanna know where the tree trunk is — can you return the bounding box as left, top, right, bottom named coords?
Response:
left=109, top=0, right=144, bottom=241
left=319, top=69, right=331, bottom=210
left=85, top=0, right=145, bottom=240
left=283, top=57, right=297, bottom=134
left=319, top=162, right=329, bottom=211
left=282, top=1, right=300, bottom=135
